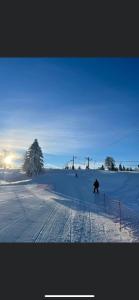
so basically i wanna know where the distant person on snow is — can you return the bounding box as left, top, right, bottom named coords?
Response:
left=75, top=173, right=78, bottom=177
left=93, top=179, right=99, bottom=193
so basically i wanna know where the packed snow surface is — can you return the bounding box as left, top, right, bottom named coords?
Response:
left=0, top=169, right=139, bottom=242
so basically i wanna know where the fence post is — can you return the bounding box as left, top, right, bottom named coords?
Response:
left=104, top=193, right=106, bottom=212
left=119, top=200, right=122, bottom=231
left=89, top=211, right=91, bottom=242
left=70, top=209, right=72, bottom=242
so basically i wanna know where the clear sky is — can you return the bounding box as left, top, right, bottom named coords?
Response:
left=0, top=58, right=139, bottom=168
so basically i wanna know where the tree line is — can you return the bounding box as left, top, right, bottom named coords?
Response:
left=65, top=156, right=137, bottom=171
left=22, top=139, right=138, bottom=176
left=99, top=157, right=134, bottom=172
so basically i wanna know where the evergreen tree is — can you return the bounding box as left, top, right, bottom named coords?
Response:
left=65, top=165, right=69, bottom=169
left=99, top=164, right=105, bottom=170
left=111, top=162, right=115, bottom=171
left=115, top=167, right=118, bottom=171
left=105, top=156, right=115, bottom=170
left=119, top=164, right=122, bottom=171
left=23, top=139, right=44, bottom=176
left=22, top=150, right=30, bottom=175
left=122, top=165, right=125, bottom=171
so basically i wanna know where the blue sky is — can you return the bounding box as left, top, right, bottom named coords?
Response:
left=0, top=58, right=139, bottom=168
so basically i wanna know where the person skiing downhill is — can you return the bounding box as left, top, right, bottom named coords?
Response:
left=93, top=179, right=99, bottom=193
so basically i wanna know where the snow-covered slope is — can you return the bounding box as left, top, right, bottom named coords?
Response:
left=0, top=169, right=138, bottom=242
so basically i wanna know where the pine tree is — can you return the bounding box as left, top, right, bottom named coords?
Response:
left=22, top=150, right=30, bottom=175
left=122, top=165, right=125, bottom=171
left=23, top=139, right=44, bottom=176
left=99, top=164, right=105, bottom=170
left=119, top=164, right=122, bottom=171
left=111, top=162, right=115, bottom=171
left=105, top=156, right=115, bottom=170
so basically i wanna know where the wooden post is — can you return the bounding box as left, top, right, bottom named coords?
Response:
left=104, top=193, right=106, bottom=212
left=89, top=211, right=92, bottom=242
left=70, top=208, right=72, bottom=242
left=119, top=200, right=122, bottom=231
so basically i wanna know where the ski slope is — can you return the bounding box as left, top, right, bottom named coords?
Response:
left=0, top=169, right=139, bottom=242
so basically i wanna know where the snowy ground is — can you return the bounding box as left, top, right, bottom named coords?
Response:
left=0, top=169, right=139, bottom=242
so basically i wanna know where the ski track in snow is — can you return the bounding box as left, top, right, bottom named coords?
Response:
left=0, top=169, right=138, bottom=242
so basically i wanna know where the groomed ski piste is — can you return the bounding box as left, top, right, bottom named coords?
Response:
left=0, top=168, right=139, bottom=242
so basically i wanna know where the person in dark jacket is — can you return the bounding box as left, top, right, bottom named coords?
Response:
left=93, top=179, right=99, bottom=193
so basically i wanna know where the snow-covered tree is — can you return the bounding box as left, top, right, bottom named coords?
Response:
left=23, top=139, right=44, bottom=176
left=105, top=156, right=115, bottom=170
left=22, top=150, right=30, bottom=175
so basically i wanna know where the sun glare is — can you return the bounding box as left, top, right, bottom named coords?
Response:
left=4, top=155, right=13, bottom=166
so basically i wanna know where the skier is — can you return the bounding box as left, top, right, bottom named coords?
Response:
left=93, top=179, right=99, bottom=193
left=75, top=172, right=78, bottom=177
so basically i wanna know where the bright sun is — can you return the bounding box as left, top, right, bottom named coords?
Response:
left=4, top=155, right=13, bottom=166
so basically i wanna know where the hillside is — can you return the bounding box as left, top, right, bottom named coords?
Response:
left=0, top=169, right=139, bottom=242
